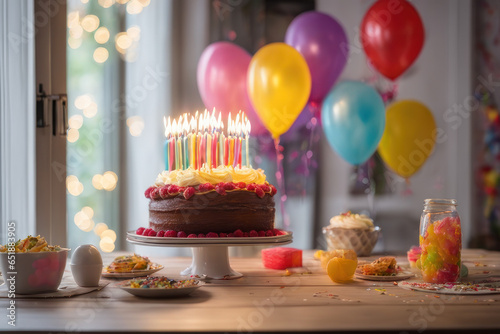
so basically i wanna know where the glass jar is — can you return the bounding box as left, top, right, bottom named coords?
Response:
left=419, top=199, right=462, bottom=283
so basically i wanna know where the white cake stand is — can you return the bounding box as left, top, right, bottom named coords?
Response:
left=126, top=231, right=292, bottom=280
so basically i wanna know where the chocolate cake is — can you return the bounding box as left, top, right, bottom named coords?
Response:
left=144, top=166, right=277, bottom=235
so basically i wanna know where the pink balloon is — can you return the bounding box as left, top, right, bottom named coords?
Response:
left=197, top=42, right=267, bottom=136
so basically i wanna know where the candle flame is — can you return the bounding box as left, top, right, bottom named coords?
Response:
left=163, top=110, right=252, bottom=170
left=235, top=112, right=242, bottom=135
left=245, top=118, right=251, bottom=136
left=190, top=115, right=196, bottom=133
left=172, top=119, right=178, bottom=136
left=164, top=116, right=172, bottom=137
left=182, top=115, right=189, bottom=134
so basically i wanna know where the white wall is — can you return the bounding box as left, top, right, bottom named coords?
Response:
left=316, top=0, right=472, bottom=252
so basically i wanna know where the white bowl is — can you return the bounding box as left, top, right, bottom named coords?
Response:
left=322, top=226, right=381, bottom=257
left=0, top=249, right=70, bottom=294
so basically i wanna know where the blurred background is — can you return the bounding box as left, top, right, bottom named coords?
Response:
left=2, top=0, right=500, bottom=255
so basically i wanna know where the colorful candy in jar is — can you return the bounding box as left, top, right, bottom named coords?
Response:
left=419, top=216, right=461, bottom=283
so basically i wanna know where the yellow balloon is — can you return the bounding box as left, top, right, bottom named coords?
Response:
left=378, top=100, right=436, bottom=178
left=247, top=43, right=311, bottom=138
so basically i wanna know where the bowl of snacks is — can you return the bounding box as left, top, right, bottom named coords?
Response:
left=322, top=212, right=380, bottom=257
left=0, top=236, right=69, bottom=294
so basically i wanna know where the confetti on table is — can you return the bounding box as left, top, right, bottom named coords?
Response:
left=399, top=281, right=500, bottom=295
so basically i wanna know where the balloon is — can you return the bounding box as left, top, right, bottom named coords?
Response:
left=361, top=0, right=424, bottom=80
left=197, top=41, right=267, bottom=135
left=285, top=11, right=348, bottom=103
left=321, top=81, right=385, bottom=165
left=247, top=43, right=311, bottom=139
left=378, top=100, right=436, bottom=178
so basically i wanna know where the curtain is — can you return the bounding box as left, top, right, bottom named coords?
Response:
left=0, top=0, right=36, bottom=241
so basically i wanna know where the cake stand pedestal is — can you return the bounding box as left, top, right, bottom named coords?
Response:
left=126, top=231, right=292, bottom=280
left=182, top=246, right=243, bottom=279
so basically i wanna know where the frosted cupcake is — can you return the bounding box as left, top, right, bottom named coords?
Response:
left=407, top=246, right=421, bottom=269
left=322, top=212, right=380, bottom=257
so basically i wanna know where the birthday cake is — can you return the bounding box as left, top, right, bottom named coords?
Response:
left=143, top=166, right=277, bottom=235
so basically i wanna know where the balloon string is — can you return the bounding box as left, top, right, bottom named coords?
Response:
left=367, top=72, right=399, bottom=105
left=403, top=178, right=413, bottom=196
left=303, top=104, right=319, bottom=181
left=274, top=137, right=290, bottom=230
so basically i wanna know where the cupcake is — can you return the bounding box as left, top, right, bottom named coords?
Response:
left=322, top=211, right=380, bottom=257
left=407, top=245, right=421, bottom=269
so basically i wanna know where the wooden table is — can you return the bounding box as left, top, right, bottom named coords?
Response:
left=1, top=249, right=499, bottom=333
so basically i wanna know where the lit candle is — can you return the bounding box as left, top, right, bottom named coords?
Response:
left=178, top=117, right=184, bottom=170
left=205, top=113, right=212, bottom=169
left=212, top=113, right=219, bottom=168
left=235, top=113, right=242, bottom=168
left=220, top=117, right=225, bottom=167
left=163, top=116, right=171, bottom=171
left=183, top=115, right=189, bottom=169
left=169, top=136, right=175, bottom=171
left=237, top=138, right=242, bottom=168
left=190, top=115, right=196, bottom=169
left=245, top=118, right=251, bottom=168
left=229, top=123, right=235, bottom=166
left=197, top=112, right=204, bottom=169
left=172, top=119, right=178, bottom=170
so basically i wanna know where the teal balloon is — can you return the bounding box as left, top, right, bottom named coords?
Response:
left=321, top=81, right=385, bottom=165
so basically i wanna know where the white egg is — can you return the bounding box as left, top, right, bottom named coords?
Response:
left=70, top=245, right=103, bottom=287
left=70, top=244, right=103, bottom=265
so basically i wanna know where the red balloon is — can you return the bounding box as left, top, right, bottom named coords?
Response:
left=361, top=0, right=424, bottom=80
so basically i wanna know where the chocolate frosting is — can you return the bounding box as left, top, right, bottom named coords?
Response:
left=149, top=190, right=275, bottom=234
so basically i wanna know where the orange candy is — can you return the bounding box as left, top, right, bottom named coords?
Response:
left=324, top=249, right=358, bottom=283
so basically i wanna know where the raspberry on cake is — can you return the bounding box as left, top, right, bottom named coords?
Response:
left=145, top=165, right=276, bottom=235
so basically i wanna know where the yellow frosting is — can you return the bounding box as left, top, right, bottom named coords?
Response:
left=155, top=165, right=267, bottom=187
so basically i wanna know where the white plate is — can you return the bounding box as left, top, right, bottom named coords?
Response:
left=127, top=230, right=292, bottom=245
left=102, top=264, right=164, bottom=278
left=355, top=270, right=414, bottom=281
left=126, top=237, right=292, bottom=248
left=117, top=279, right=204, bottom=298
left=398, top=281, right=500, bottom=295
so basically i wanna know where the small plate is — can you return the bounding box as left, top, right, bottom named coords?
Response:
left=102, top=264, right=164, bottom=278
left=117, top=279, right=204, bottom=298
left=355, top=270, right=414, bottom=281
left=398, top=280, right=500, bottom=295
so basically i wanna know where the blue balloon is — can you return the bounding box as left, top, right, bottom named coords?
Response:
left=321, top=81, right=385, bottom=165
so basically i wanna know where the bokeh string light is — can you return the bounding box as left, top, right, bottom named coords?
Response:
left=67, top=0, right=149, bottom=252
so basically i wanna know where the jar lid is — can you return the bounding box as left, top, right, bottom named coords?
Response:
left=423, top=198, right=457, bottom=206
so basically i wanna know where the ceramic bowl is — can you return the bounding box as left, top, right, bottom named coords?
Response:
left=0, top=249, right=70, bottom=294
left=322, top=226, right=381, bottom=257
